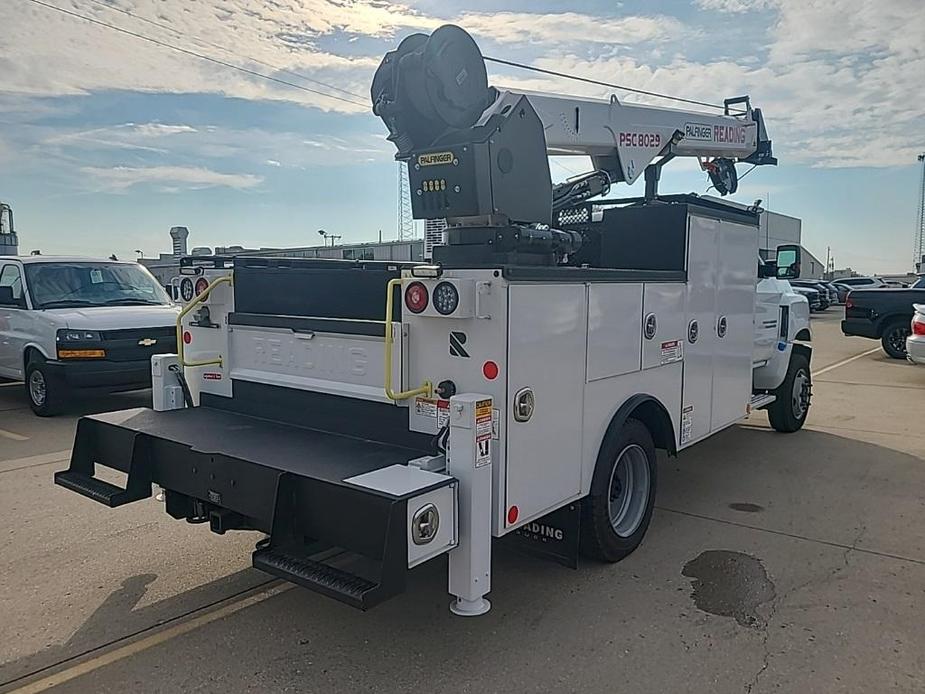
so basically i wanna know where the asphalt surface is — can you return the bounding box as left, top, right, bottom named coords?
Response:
left=1, top=311, right=923, bottom=693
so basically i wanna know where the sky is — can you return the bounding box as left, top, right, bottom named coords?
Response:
left=1, top=0, right=923, bottom=273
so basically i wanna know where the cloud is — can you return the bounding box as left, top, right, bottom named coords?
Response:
left=80, top=165, right=263, bottom=191
left=458, top=12, right=683, bottom=45
left=694, top=0, right=775, bottom=12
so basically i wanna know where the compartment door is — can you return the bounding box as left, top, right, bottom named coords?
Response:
left=682, top=216, right=719, bottom=446
left=711, top=220, right=758, bottom=430
left=505, top=284, right=586, bottom=527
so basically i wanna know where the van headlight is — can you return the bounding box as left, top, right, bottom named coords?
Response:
left=57, top=329, right=102, bottom=342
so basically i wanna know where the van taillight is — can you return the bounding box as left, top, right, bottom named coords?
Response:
left=845, top=296, right=853, bottom=309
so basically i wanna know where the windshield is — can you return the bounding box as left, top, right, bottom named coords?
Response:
left=913, top=277, right=925, bottom=289
left=24, top=262, right=171, bottom=309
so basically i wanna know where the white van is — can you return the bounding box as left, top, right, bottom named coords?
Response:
left=0, top=256, right=180, bottom=415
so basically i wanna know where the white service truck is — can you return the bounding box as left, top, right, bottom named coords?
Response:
left=55, top=25, right=811, bottom=616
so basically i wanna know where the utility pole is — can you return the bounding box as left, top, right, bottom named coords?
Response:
left=915, top=153, right=925, bottom=272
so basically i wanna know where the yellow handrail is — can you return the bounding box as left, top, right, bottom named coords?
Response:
left=384, top=278, right=432, bottom=401
left=176, top=275, right=233, bottom=369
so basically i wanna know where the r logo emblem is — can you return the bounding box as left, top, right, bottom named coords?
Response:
left=449, top=331, right=469, bottom=358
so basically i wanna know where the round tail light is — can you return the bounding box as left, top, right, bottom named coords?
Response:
left=404, top=282, right=429, bottom=314
left=194, top=277, right=209, bottom=296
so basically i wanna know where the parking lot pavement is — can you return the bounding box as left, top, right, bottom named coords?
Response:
left=2, top=311, right=924, bottom=694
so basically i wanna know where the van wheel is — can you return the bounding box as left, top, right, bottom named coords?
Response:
left=767, top=352, right=811, bottom=433
left=580, top=418, right=657, bottom=562
left=25, top=358, right=65, bottom=416
left=880, top=320, right=910, bottom=359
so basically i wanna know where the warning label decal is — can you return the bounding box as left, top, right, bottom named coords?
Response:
left=660, top=339, right=683, bottom=365
left=475, top=398, right=492, bottom=467
left=681, top=405, right=694, bottom=445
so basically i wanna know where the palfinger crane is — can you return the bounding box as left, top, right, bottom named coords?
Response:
left=372, top=25, right=775, bottom=265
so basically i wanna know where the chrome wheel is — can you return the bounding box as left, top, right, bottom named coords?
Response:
left=29, top=369, right=47, bottom=407
left=607, top=444, right=651, bottom=537
left=791, top=368, right=810, bottom=420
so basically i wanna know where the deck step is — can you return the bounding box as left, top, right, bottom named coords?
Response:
left=252, top=547, right=379, bottom=609
left=54, top=470, right=150, bottom=507
left=750, top=393, right=776, bottom=410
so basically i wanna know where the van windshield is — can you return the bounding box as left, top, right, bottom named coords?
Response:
left=25, top=262, right=171, bottom=309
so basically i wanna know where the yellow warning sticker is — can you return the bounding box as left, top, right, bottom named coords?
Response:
left=475, top=399, right=492, bottom=419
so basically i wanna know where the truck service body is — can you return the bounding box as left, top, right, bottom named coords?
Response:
left=56, top=25, right=811, bottom=616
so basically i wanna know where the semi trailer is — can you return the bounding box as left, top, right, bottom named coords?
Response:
left=55, top=25, right=811, bottom=616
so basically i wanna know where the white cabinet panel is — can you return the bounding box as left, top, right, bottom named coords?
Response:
left=586, top=283, right=643, bottom=382
left=642, top=283, right=686, bottom=371
left=506, top=284, right=586, bottom=525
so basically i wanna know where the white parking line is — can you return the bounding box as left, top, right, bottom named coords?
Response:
left=813, top=347, right=882, bottom=377
left=0, top=428, right=29, bottom=441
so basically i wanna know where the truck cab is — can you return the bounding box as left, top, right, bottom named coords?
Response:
left=0, top=256, right=180, bottom=415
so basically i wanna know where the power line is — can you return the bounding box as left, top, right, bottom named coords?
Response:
left=81, top=0, right=367, bottom=102
left=26, top=0, right=369, bottom=109
left=484, top=55, right=743, bottom=113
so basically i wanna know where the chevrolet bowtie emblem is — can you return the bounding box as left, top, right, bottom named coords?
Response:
left=138, top=338, right=157, bottom=347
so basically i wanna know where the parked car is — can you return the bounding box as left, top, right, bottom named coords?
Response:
left=791, top=285, right=822, bottom=311
left=790, top=280, right=830, bottom=310
left=908, top=304, right=925, bottom=365
left=842, top=284, right=925, bottom=358
left=836, top=276, right=889, bottom=289
left=820, top=282, right=842, bottom=304
left=0, top=256, right=180, bottom=415
left=832, top=282, right=853, bottom=304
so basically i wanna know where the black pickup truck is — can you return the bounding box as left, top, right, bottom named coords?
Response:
left=841, top=278, right=925, bottom=358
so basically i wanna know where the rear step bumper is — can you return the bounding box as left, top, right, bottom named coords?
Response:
left=55, top=406, right=456, bottom=610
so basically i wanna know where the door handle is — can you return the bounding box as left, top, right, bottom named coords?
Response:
left=513, top=387, right=535, bottom=423
left=717, top=315, right=728, bottom=338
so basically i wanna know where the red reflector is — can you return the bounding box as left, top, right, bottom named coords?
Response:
left=482, top=360, right=499, bottom=380
left=404, top=281, right=428, bottom=314
left=845, top=297, right=853, bottom=309
left=183, top=331, right=192, bottom=344
left=507, top=506, right=519, bottom=525
left=913, top=319, right=925, bottom=336
left=194, top=277, right=209, bottom=296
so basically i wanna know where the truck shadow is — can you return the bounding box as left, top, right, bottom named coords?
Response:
left=0, top=568, right=268, bottom=687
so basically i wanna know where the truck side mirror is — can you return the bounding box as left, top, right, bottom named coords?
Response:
left=758, top=261, right=778, bottom=279
left=0, top=286, right=26, bottom=308
left=775, top=245, right=801, bottom=280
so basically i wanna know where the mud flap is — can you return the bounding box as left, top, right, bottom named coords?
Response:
left=502, top=502, right=581, bottom=569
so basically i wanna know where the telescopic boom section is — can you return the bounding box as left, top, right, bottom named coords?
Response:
left=372, top=24, right=775, bottom=228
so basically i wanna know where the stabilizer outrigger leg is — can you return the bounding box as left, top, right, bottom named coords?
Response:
left=446, top=394, right=494, bottom=617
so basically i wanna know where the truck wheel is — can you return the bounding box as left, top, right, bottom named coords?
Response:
left=580, top=418, right=657, bottom=562
left=767, top=352, right=811, bottom=433
left=25, top=358, right=65, bottom=417
left=880, top=320, right=910, bottom=359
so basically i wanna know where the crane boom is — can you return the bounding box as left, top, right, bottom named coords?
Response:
left=372, top=24, right=776, bottom=264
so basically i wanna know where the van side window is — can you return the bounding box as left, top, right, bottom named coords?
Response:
left=0, top=264, right=23, bottom=300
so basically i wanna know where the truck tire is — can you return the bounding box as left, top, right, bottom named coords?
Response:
left=767, top=352, right=811, bottom=433
left=580, top=418, right=657, bottom=562
left=880, top=320, right=910, bottom=359
left=25, top=357, right=66, bottom=417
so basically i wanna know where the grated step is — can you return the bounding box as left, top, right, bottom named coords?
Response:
left=54, top=470, right=137, bottom=507
left=253, top=547, right=377, bottom=607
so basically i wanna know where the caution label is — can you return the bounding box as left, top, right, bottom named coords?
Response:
left=475, top=398, right=492, bottom=467
left=660, top=339, right=683, bottom=365
left=414, top=397, right=437, bottom=419
left=681, top=405, right=694, bottom=444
